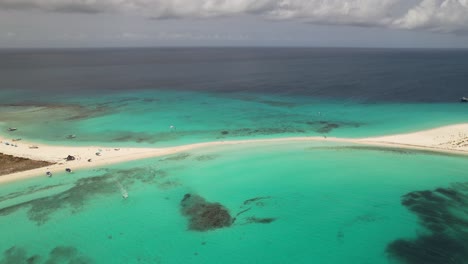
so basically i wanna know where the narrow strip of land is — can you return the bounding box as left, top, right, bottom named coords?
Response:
left=1, top=123, right=467, bottom=184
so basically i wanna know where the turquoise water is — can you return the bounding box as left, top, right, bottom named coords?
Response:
left=1, top=90, right=467, bottom=147
left=1, top=48, right=468, bottom=264
left=1, top=142, right=467, bottom=263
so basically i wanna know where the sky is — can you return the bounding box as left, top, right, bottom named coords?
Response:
left=1, top=0, right=468, bottom=48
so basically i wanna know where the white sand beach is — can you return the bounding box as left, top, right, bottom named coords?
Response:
left=1, top=123, right=467, bottom=184
left=362, top=124, right=468, bottom=150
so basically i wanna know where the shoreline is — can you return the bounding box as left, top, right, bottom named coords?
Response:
left=1, top=123, right=467, bottom=184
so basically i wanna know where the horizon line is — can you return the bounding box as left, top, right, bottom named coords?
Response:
left=1, top=45, right=468, bottom=51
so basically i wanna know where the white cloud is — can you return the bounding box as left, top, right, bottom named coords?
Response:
left=263, top=0, right=401, bottom=27
left=1, top=0, right=467, bottom=33
left=394, top=0, right=468, bottom=33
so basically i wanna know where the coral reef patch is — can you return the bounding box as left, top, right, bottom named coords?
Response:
left=386, top=182, right=468, bottom=264
left=0, top=246, right=92, bottom=264
left=180, top=194, right=233, bottom=231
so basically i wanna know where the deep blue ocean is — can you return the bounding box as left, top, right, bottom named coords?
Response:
left=1, top=47, right=467, bottom=102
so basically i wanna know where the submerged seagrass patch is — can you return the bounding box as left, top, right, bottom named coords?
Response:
left=386, top=182, right=468, bottom=264
left=180, top=193, right=233, bottom=231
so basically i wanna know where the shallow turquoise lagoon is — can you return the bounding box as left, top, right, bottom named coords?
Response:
left=0, top=90, right=467, bottom=146
left=1, top=142, right=467, bottom=264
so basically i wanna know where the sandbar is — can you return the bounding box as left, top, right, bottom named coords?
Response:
left=1, top=123, right=467, bottom=184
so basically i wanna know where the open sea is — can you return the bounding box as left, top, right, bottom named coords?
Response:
left=0, top=48, right=467, bottom=264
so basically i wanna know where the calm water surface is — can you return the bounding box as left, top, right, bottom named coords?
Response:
left=0, top=48, right=467, bottom=264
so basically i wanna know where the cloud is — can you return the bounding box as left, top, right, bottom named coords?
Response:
left=394, top=0, right=468, bottom=33
left=1, top=0, right=467, bottom=33
left=0, top=0, right=112, bottom=13
left=263, top=0, right=401, bottom=27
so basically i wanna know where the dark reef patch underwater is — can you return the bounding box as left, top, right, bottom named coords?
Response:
left=180, top=194, right=276, bottom=231
left=386, top=182, right=468, bottom=264
left=0, top=174, right=119, bottom=225
left=180, top=194, right=233, bottom=231
left=0, top=246, right=92, bottom=264
left=0, top=166, right=174, bottom=225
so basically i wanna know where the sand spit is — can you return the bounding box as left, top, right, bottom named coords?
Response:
left=0, top=123, right=467, bottom=184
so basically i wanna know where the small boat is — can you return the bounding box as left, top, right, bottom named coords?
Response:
left=461, top=97, right=468, bottom=102
left=116, top=181, right=129, bottom=199
left=46, top=171, right=53, bottom=177
left=7, top=128, right=17, bottom=132
left=66, top=134, right=76, bottom=139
